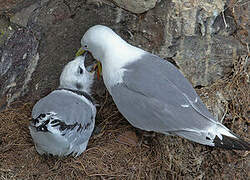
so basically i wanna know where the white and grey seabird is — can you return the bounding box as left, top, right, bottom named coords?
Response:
left=29, top=53, right=96, bottom=157
left=79, top=25, right=249, bottom=150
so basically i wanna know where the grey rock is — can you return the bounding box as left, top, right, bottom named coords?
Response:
left=0, top=28, right=39, bottom=110
left=112, top=0, right=157, bottom=14
left=10, top=3, right=39, bottom=27
left=172, top=35, right=246, bottom=87
left=167, top=0, right=225, bottom=37
left=211, top=9, right=237, bottom=36
left=0, top=0, right=37, bottom=13
left=0, top=15, right=16, bottom=47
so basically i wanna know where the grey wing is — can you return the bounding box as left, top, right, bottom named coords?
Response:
left=111, top=53, right=218, bottom=133
left=32, top=90, right=96, bottom=145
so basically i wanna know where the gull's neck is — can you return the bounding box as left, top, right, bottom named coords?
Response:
left=102, top=40, right=145, bottom=70
left=100, top=40, right=145, bottom=90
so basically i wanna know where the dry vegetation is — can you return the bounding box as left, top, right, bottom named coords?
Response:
left=0, top=54, right=249, bottom=179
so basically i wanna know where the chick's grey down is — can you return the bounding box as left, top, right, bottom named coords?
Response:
left=29, top=53, right=96, bottom=157
left=80, top=25, right=249, bottom=150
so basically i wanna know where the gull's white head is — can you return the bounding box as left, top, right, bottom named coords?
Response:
left=81, top=25, right=128, bottom=62
left=59, top=53, right=94, bottom=93
left=80, top=25, right=146, bottom=89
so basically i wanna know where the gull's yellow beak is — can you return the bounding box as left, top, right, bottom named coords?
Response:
left=75, top=47, right=102, bottom=79
left=75, top=47, right=86, bottom=57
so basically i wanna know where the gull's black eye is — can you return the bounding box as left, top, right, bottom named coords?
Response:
left=79, top=67, right=83, bottom=74
left=84, top=44, right=87, bottom=48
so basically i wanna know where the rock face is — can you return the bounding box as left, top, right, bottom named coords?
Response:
left=10, top=3, right=39, bottom=27
left=112, top=0, right=157, bottom=14
left=0, top=0, right=248, bottom=111
left=0, top=27, right=39, bottom=110
left=173, top=35, right=244, bottom=87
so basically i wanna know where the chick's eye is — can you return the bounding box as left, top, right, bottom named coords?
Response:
left=79, top=67, right=83, bottom=74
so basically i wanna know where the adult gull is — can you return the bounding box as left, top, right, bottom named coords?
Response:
left=29, top=53, right=96, bottom=156
left=79, top=25, right=249, bottom=150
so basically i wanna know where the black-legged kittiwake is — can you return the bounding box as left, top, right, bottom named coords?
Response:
left=78, top=25, right=250, bottom=150
left=29, top=53, right=96, bottom=157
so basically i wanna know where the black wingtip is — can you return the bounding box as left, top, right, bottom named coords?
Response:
left=213, top=134, right=250, bottom=150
